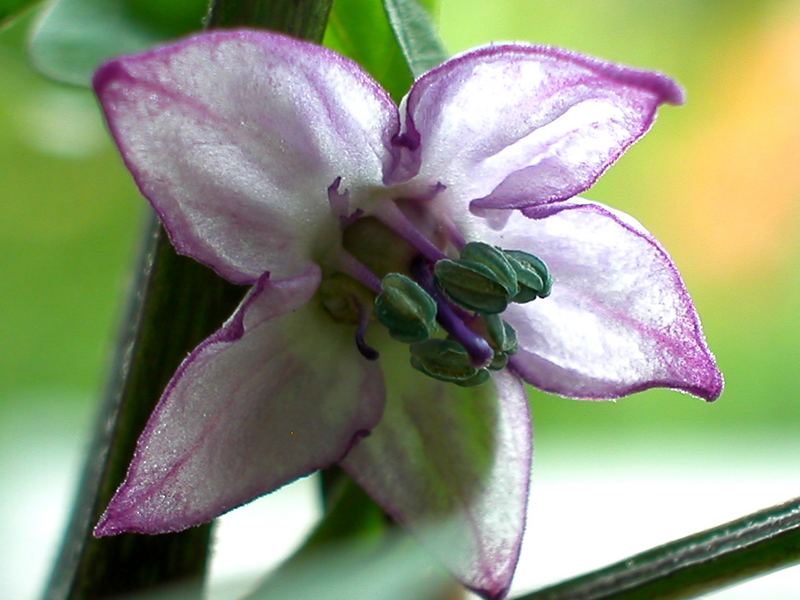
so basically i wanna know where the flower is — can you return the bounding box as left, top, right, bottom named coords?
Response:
left=91, top=30, right=722, bottom=599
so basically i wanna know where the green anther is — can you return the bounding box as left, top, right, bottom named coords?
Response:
left=488, top=351, right=509, bottom=371
left=434, top=259, right=514, bottom=314
left=409, top=338, right=489, bottom=386
left=484, top=314, right=518, bottom=355
left=459, top=242, right=519, bottom=297
left=455, top=368, right=491, bottom=387
left=484, top=314, right=517, bottom=371
left=504, top=249, right=553, bottom=303
left=375, top=273, right=438, bottom=343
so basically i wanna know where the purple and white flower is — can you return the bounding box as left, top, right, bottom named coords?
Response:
left=92, top=30, right=722, bottom=599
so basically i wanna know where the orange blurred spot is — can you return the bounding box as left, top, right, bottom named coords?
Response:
left=661, top=5, right=800, bottom=281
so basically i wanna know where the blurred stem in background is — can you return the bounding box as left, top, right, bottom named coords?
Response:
left=520, top=496, right=800, bottom=600
left=43, top=1, right=332, bottom=598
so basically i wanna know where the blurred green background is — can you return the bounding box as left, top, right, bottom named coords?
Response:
left=1, top=0, right=798, bottom=598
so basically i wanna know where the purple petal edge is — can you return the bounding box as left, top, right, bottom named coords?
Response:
left=94, top=264, right=385, bottom=537
left=463, top=44, right=683, bottom=211
left=418, top=42, right=685, bottom=107
left=93, top=37, right=258, bottom=286
left=515, top=202, right=723, bottom=402
left=94, top=29, right=400, bottom=285
left=390, top=42, right=685, bottom=190
left=93, top=270, right=288, bottom=537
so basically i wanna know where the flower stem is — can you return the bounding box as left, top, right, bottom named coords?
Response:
left=206, top=0, right=331, bottom=37
left=519, top=496, right=800, bottom=600
left=44, top=3, right=333, bottom=599
left=44, top=216, right=243, bottom=600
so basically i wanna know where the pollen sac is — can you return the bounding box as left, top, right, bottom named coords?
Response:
left=460, top=242, right=519, bottom=295
left=484, top=314, right=518, bottom=371
left=485, top=314, right=518, bottom=355
left=504, top=249, right=553, bottom=303
left=375, top=273, right=438, bottom=343
left=409, top=339, right=490, bottom=387
left=488, top=352, right=509, bottom=371
left=434, top=243, right=519, bottom=315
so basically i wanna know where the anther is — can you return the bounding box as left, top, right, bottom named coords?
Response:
left=374, top=273, right=438, bottom=344
left=504, top=249, right=553, bottom=302
left=413, top=259, right=494, bottom=367
left=434, top=242, right=519, bottom=314
left=409, top=339, right=490, bottom=387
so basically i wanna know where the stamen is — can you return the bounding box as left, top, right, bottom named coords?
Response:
left=412, top=259, right=493, bottom=368
left=444, top=217, right=466, bottom=250
left=335, top=251, right=382, bottom=294
left=355, top=304, right=379, bottom=361
left=375, top=201, right=448, bottom=263
left=375, top=274, right=437, bottom=343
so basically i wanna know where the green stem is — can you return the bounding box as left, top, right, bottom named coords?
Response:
left=44, top=216, right=243, bottom=600
left=519, top=496, right=800, bottom=600
left=206, top=0, right=331, bottom=37
left=43, top=1, right=332, bottom=598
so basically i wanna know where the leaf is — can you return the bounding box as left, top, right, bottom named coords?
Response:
left=323, top=0, right=407, bottom=102
left=0, top=0, right=40, bottom=28
left=324, top=0, right=439, bottom=101
left=28, top=0, right=207, bottom=86
left=383, top=0, right=447, bottom=78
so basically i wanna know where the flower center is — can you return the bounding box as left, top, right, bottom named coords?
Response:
left=319, top=178, right=553, bottom=386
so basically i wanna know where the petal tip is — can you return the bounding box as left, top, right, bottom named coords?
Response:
left=698, top=362, right=724, bottom=403
left=92, top=59, right=127, bottom=98
left=92, top=486, right=145, bottom=537
left=656, top=75, right=686, bottom=106
left=467, top=576, right=513, bottom=600
left=92, top=510, right=122, bottom=538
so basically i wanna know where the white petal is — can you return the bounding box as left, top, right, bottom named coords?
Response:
left=95, top=30, right=399, bottom=283
left=389, top=44, right=682, bottom=213
left=95, top=265, right=385, bottom=535
left=482, top=201, right=722, bottom=400
left=341, top=338, right=531, bottom=600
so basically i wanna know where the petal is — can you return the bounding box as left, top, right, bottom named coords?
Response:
left=94, top=30, right=399, bottom=284
left=480, top=201, right=722, bottom=401
left=388, top=43, right=683, bottom=212
left=341, top=338, right=531, bottom=600
left=94, top=265, right=385, bottom=536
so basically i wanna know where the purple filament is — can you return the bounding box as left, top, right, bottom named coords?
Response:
left=336, top=251, right=382, bottom=294
left=412, top=259, right=493, bottom=368
left=376, top=201, right=448, bottom=263
left=355, top=304, right=379, bottom=361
